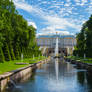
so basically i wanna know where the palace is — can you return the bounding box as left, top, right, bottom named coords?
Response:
left=36, top=34, right=76, bottom=56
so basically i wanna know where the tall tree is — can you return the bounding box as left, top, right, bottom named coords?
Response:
left=0, top=0, right=41, bottom=62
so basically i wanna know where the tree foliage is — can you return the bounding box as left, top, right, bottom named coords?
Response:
left=0, top=0, right=41, bottom=62
left=74, top=15, right=92, bottom=57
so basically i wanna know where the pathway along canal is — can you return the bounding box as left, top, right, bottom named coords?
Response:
left=6, top=58, right=92, bottom=92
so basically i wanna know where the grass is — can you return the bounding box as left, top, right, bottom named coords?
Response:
left=67, top=56, right=92, bottom=64
left=0, top=56, right=47, bottom=75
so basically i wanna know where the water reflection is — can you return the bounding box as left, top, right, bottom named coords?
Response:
left=77, top=71, right=86, bottom=85
left=86, top=74, right=92, bottom=92
left=6, top=58, right=92, bottom=92
left=55, top=58, right=59, bottom=81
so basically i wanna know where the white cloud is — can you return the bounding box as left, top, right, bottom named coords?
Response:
left=86, top=5, right=92, bottom=14
left=64, top=3, right=70, bottom=7
left=37, top=25, right=75, bottom=37
left=66, top=0, right=71, bottom=2
left=90, top=0, right=92, bottom=4
left=75, top=0, right=88, bottom=6
left=75, top=0, right=80, bottom=3
left=43, top=15, right=81, bottom=31
left=37, top=27, right=71, bottom=37
left=14, top=0, right=79, bottom=30
left=13, top=0, right=86, bottom=36
left=28, top=21, right=37, bottom=29
left=13, top=0, right=44, bottom=16
left=81, top=0, right=88, bottom=4
left=14, top=1, right=33, bottom=12
left=14, top=0, right=25, bottom=3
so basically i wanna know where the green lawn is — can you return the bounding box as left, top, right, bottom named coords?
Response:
left=0, top=56, right=47, bottom=74
left=67, top=56, right=92, bottom=64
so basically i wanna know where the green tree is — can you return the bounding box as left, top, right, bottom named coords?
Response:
left=0, top=0, right=41, bottom=62
left=74, top=15, right=92, bottom=57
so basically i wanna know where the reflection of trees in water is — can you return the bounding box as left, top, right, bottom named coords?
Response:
left=6, top=87, right=23, bottom=92
left=77, top=71, right=92, bottom=92
left=86, top=73, right=92, bottom=89
left=77, top=72, right=85, bottom=85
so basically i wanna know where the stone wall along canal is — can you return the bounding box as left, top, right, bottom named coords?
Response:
left=5, top=58, right=92, bottom=92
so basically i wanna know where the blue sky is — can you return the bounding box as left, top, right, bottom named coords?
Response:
left=13, top=0, right=92, bottom=36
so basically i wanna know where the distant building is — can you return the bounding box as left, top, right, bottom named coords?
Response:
left=36, top=34, right=76, bottom=56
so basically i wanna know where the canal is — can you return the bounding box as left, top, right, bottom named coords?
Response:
left=7, top=58, right=92, bottom=92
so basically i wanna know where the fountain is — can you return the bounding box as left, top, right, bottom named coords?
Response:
left=55, top=36, right=59, bottom=58
left=54, top=33, right=59, bottom=81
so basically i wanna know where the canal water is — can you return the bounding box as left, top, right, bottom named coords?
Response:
left=7, top=58, right=92, bottom=92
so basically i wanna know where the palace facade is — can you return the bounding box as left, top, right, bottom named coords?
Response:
left=36, top=34, right=76, bottom=56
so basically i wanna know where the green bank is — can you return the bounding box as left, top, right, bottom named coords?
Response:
left=67, top=56, right=92, bottom=64
left=0, top=56, right=46, bottom=74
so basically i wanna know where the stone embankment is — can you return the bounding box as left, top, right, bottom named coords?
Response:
left=65, top=58, right=92, bottom=73
left=0, top=58, right=50, bottom=92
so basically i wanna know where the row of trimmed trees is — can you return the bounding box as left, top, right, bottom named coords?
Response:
left=73, top=15, right=92, bottom=57
left=0, top=0, right=41, bottom=62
